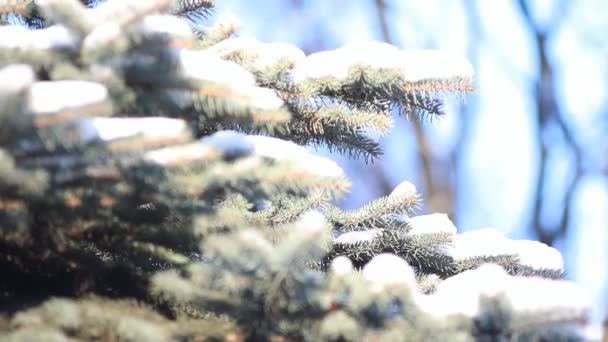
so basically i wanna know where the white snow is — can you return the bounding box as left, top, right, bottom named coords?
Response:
left=207, top=37, right=305, bottom=71
left=389, top=180, right=417, bottom=199
left=418, top=264, right=589, bottom=319
left=293, top=49, right=348, bottom=82
left=294, top=210, right=327, bottom=233
left=505, top=273, right=589, bottom=314
left=333, top=229, right=380, bottom=245
left=362, top=253, right=416, bottom=288
left=206, top=37, right=258, bottom=56
left=199, top=130, right=254, bottom=159
left=444, top=228, right=564, bottom=271
left=238, top=86, right=284, bottom=110
left=512, top=239, right=564, bottom=272
left=135, top=15, right=193, bottom=41
left=330, top=256, right=354, bottom=276
left=293, top=41, right=400, bottom=83
left=82, top=22, right=122, bottom=51
left=178, top=51, right=286, bottom=111
left=417, top=264, right=507, bottom=318
left=292, top=42, right=474, bottom=86
left=0, top=24, right=76, bottom=51
left=77, top=117, right=188, bottom=143
left=0, top=25, right=33, bottom=49
left=36, top=25, right=78, bottom=50
left=144, top=142, right=215, bottom=167
left=254, top=42, right=306, bottom=69
left=178, top=50, right=256, bottom=86
left=27, top=81, right=109, bottom=116
left=200, top=131, right=345, bottom=178
left=406, top=213, right=457, bottom=236
left=0, top=64, right=35, bottom=93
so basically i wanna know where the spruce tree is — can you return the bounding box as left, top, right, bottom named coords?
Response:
left=0, top=0, right=596, bottom=341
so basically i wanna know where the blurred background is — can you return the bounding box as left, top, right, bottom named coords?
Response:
left=214, top=0, right=608, bottom=324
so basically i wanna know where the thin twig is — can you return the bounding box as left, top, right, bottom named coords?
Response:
left=373, top=0, right=437, bottom=209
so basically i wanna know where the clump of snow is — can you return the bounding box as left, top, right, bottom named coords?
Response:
left=0, top=26, right=31, bottom=49
left=293, top=49, right=346, bottom=82
left=134, top=15, right=193, bottom=41
left=292, top=42, right=474, bottom=86
left=77, top=117, right=188, bottom=143
left=207, top=37, right=305, bottom=71
left=177, top=51, right=286, bottom=111
left=294, top=210, right=327, bottom=234
left=178, top=50, right=256, bottom=86
left=205, top=37, right=257, bottom=57
left=427, top=264, right=507, bottom=317
left=406, top=213, right=457, bottom=236
left=333, top=229, right=380, bottom=245
left=36, top=25, right=78, bottom=51
left=238, top=86, right=284, bottom=111
left=330, top=256, right=354, bottom=276
left=443, top=228, right=564, bottom=272
left=144, top=142, right=215, bottom=167
left=389, top=180, right=417, bottom=199
left=418, top=264, right=589, bottom=324
left=0, top=64, right=35, bottom=93
left=511, top=239, right=564, bottom=272
left=293, top=41, right=399, bottom=83
left=82, top=22, right=122, bottom=52
left=0, top=25, right=76, bottom=51
left=199, top=131, right=254, bottom=159
left=27, top=81, right=109, bottom=117
left=200, top=131, right=344, bottom=178
left=254, top=42, right=306, bottom=69
left=362, top=253, right=416, bottom=288
left=506, top=273, right=589, bottom=314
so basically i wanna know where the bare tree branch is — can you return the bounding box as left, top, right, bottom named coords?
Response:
left=374, top=0, right=441, bottom=211
left=517, top=0, right=583, bottom=246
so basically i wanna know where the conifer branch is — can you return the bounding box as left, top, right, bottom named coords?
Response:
left=0, top=2, right=594, bottom=341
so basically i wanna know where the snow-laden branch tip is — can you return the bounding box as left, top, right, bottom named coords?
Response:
left=294, top=210, right=328, bottom=234
left=77, top=117, right=189, bottom=143
left=418, top=264, right=589, bottom=322
left=178, top=50, right=256, bottom=86
left=27, top=81, right=110, bottom=119
left=0, top=24, right=77, bottom=51
left=442, top=229, right=564, bottom=272
left=389, top=180, right=417, bottom=199
left=406, top=213, right=457, bottom=236
left=179, top=51, right=285, bottom=110
left=333, top=229, right=379, bottom=245
left=292, top=41, right=399, bottom=82
left=236, top=85, right=285, bottom=111
left=206, top=37, right=305, bottom=71
left=200, top=131, right=344, bottom=178
left=362, top=253, right=417, bottom=288
left=134, top=14, right=193, bottom=42
left=0, top=64, right=35, bottom=94
left=330, top=255, right=354, bottom=276
left=292, top=41, right=474, bottom=86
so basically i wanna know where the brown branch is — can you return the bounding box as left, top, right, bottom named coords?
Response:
left=374, top=0, right=438, bottom=209
left=517, top=0, right=583, bottom=246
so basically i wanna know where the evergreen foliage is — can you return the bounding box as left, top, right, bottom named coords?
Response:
left=0, top=0, right=595, bottom=340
